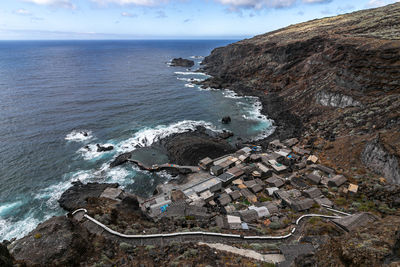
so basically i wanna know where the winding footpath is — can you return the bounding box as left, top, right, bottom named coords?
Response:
left=71, top=207, right=349, bottom=264
left=72, top=208, right=345, bottom=244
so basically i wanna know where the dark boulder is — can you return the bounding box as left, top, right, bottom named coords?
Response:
left=10, top=216, right=92, bottom=266
left=170, top=58, right=194, bottom=67
left=218, top=130, right=234, bottom=139
left=96, top=144, right=114, bottom=152
left=110, top=152, right=132, bottom=168
left=58, top=181, right=119, bottom=212
left=221, top=116, right=231, bottom=124
left=157, top=127, right=234, bottom=166
left=0, top=243, right=13, bottom=267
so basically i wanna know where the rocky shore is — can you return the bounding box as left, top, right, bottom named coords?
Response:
left=2, top=3, right=400, bottom=267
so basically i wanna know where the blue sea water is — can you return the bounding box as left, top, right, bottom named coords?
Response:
left=0, top=40, right=274, bottom=241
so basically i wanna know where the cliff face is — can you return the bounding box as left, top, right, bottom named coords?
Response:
left=201, top=3, right=400, bottom=184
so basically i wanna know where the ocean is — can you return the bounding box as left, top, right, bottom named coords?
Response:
left=0, top=40, right=274, bottom=241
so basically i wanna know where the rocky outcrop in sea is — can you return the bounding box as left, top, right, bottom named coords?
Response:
left=170, top=58, right=195, bottom=67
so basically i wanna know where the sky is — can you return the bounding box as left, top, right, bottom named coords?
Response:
left=0, top=0, right=398, bottom=39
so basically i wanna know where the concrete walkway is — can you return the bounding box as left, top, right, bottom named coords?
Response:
left=198, top=242, right=285, bottom=263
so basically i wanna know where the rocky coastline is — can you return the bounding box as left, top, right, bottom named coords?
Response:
left=2, top=3, right=400, bottom=267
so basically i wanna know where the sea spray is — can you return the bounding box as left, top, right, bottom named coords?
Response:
left=65, top=130, right=94, bottom=142
left=117, top=120, right=220, bottom=153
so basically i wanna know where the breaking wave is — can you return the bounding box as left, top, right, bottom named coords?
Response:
left=177, top=77, right=204, bottom=82
left=77, top=143, right=115, bottom=160
left=0, top=215, right=46, bottom=242
left=117, top=120, right=218, bottom=153
left=65, top=130, right=93, bottom=142
left=222, top=89, right=244, bottom=99
left=174, top=71, right=209, bottom=76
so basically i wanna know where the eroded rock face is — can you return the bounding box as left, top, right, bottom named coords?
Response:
left=315, top=91, right=362, bottom=108
left=10, top=216, right=91, bottom=266
left=58, top=181, right=119, bottom=212
left=362, top=137, right=400, bottom=184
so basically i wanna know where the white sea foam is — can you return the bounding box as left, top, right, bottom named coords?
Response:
left=0, top=211, right=53, bottom=242
left=34, top=169, right=93, bottom=210
left=65, top=130, right=93, bottom=142
left=0, top=201, right=23, bottom=217
left=177, top=77, right=203, bottom=82
left=222, top=89, right=244, bottom=99
left=0, top=216, right=38, bottom=241
left=77, top=143, right=115, bottom=160
left=104, top=166, right=130, bottom=185
left=117, top=120, right=218, bottom=153
left=158, top=170, right=173, bottom=181
left=174, top=71, right=209, bottom=76
left=243, top=98, right=276, bottom=141
left=189, top=56, right=204, bottom=59
left=198, top=87, right=219, bottom=92
left=184, top=83, right=195, bottom=88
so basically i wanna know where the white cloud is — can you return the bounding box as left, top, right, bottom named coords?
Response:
left=215, top=0, right=332, bottom=10
left=23, top=0, right=76, bottom=9
left=216, top=0, right=296, bottom=9
left=15, top=8, right=32, bottom=15
left=121, top=11, right=138, bottom=17
left=91, top=0, right=164, bottom=6
left=302, top=0, right=331, bottom=3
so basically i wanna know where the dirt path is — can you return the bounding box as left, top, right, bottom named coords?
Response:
left=198, top=242, right=285, bottom=263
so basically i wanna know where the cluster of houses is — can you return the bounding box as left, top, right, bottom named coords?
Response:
left=139, top=138, right=360, bottom=232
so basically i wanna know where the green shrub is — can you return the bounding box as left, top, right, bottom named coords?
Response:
left=263, top=243, right=278, bottom=250
left=378, top=204, right=396, bottom=214
left=209, top=226, right=221, bottom=233
left=358, top=201, right=375, bottom=212
left=309, top=217, right=321, bottom=225
left=125, top=228, right=137, bottom=235
left=269, top=222, right=281, bottom=230
left=243, top=199, right=251, bottom=206
left=250, top=243, right=263, bottom=251
left=335, top=197, right=347, bottom=206
left=34, top=233, right=42, bottom=239
left=170, top=260, right=180, bottom=267
left=183, top=248, right=198, bottom=258
left=259, top=196, right=272, bottom=202
left=119, top=242, right=133, bottom=252
left=145, top=245, right=155, bottom=251
left=262, top=263, right=276, bottom=267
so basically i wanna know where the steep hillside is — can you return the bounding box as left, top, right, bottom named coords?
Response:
left=201, top=3, right=400, bottom=184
